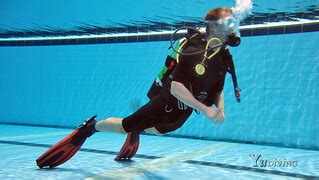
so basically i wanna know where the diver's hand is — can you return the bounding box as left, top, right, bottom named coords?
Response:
left=203, top=106, right=225, bottom=124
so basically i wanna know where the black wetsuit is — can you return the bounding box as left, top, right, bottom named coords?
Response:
left=122, top=42, right=234, bottom=134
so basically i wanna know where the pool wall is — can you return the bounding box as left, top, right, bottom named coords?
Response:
left=1, top=31, right=318, bottom=150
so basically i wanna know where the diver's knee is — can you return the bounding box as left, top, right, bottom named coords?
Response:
left=154, top=130, right=164, bottom=136
left=145, top=127, right=164, bottom=136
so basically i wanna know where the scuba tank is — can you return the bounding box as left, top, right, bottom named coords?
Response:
left=147, top=28, right=206, bottom=99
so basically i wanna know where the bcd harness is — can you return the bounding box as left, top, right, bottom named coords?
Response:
left=148, top=28, right=241, bottom=103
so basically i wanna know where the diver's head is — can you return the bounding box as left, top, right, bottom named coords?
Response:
left=204, top=7, right=241, bottom=47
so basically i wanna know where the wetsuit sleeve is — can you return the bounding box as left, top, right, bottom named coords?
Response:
left=203, top=76, right=226, bottom=106
left=213, top=76, right=225, bottom=92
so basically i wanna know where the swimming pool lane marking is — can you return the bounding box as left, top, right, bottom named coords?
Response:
left=0, top=131, right=69, bottom=141
left=0, top=139, right=160, bottom=159
left=85, top=142, right=234, bottom=179
left=1, top=20, right=318, bottom=42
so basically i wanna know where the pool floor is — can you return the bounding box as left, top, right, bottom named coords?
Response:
left=0, top=124, right=318, bottom=179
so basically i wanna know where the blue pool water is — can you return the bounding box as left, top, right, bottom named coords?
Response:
left=0, top=0, right=319, bottom=179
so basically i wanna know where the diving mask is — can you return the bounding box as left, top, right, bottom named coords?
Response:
left=205, top=15, right=240, bottom=36
left=205, top=15, right=241, bottom=47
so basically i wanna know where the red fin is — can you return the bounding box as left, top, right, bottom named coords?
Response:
left=36, top=115, right=97, bottom=168
left=115, top=133, right=140, bottom=161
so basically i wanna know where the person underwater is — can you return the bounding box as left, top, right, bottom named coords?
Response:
left=36, top=0, right=253, bottom=168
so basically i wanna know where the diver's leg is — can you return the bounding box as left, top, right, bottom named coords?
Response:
left=95, top=117, right=127, bottom=134
left=95, top=99, right=161, bottom=135
left=96, top=119, right=164, bottom=135
left=114, top=99, right=165, bottom=160
left=154, top=109, right=193, bottom=135
left=144, top=127, right=164, bottom=136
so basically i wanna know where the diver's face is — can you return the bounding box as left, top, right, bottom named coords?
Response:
left=217, top=12, right=235, bottom=34
left=206, top=11, right=236, bottom=43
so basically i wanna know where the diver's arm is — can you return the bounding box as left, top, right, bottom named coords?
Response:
left=214, top=91, right=224, bottom=109
left=171, top=81, right=219, bottom=121
left=214, top=91, right=226, bottom=121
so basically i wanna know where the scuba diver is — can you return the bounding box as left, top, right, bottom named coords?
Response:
left=36, top=1, right=253, bottom=168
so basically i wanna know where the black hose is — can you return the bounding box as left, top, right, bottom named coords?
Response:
left=170, top=26, right=224, bottom=56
